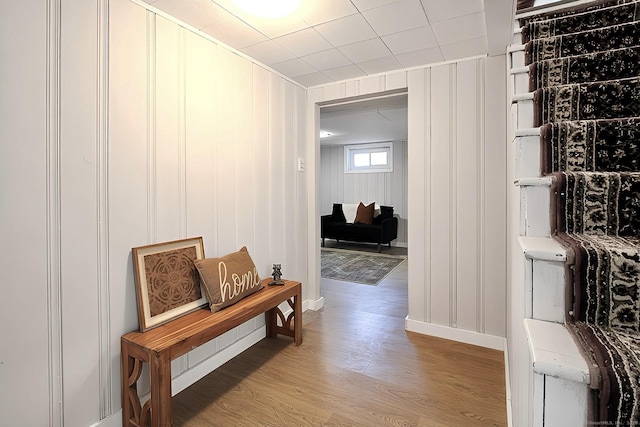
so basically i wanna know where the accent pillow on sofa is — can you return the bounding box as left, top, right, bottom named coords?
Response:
left=354, top=202, right=375, bottom=225
left=194, top=246, right=263, bottom=313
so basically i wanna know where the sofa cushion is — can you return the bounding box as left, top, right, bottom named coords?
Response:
left=354, top=202, right=375, bottom=224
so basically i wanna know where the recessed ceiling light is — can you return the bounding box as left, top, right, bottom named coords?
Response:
left=233, top=0, right=301, bottom=18
left=320, top=131, right=333, bottom=138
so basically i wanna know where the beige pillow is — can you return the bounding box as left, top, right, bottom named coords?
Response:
left=194, top=246, right=263, bottom=313
left=354, top=202, right=375, bottom=225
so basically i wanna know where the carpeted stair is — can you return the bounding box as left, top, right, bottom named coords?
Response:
left=523, top=1, right=640, bottom=423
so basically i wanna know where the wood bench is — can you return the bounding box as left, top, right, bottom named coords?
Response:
left=121, top=279, right=302, bottom=427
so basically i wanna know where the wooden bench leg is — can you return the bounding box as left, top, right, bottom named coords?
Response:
left=121, top=342, right=144, bottom=427
left=265, top=286, right=303, bottom=345
left=150, top=352, right=172, bottom=427
left=293, top=291, right=302, bottom=345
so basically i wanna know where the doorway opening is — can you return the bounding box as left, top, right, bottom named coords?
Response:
left=316, top=91, right=409, bottom=302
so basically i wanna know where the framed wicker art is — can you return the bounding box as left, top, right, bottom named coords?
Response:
left=132, top=237, right=207, bottom=331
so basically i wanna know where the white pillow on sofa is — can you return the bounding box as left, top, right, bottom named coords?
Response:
left=342, top=203, right=359, bottom=223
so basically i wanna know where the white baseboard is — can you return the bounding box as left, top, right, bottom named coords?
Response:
left=89, top=410, right=122, bottom=427
left=306, top=296, right=325, bottom=311
left=405, top=316, right=506, bottom=351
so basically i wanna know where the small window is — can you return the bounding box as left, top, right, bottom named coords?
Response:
left=344, top=143, right=393, bottom=173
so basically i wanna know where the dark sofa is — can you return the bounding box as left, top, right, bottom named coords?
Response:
left=321, top=203, right=398, bottom=252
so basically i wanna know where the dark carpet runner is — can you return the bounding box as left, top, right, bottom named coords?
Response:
left=522, top=1, right=640, bottom=424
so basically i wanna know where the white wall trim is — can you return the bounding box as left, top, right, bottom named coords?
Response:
left=305, top=296, right=325, bottom=311
left=405, top=316, right=506, bottom=351
left=97, top=0, right=112, bottom=418
left=46, top=1, right=64, bottom=425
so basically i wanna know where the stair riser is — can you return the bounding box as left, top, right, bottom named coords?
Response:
left=515, top=135, right=541, bottom=179
left=532, top=374, right=589, bottom=427
left=519, top=184, right=551, bottom=237
left=512, top=68, right=529, bottom=94
left=526, top=259, right=565, bottom=323
left=517, top=99, right=534, bottom=129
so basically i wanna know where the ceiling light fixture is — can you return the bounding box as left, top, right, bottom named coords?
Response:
left=320, top=131, right=333, bottom=138
left=233, top=0, right=301, bottom=18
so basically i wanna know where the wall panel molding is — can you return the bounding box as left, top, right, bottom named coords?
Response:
left=424, top=68, right=432, bottom=323
left=477, top=60, right=486, bottom=333
left=178, top=26, right=187, bottom=240
left=449, top=63, right=458, bottom=329
left=46, top=0, right=64, bottom=425
left=97, top=0, right=112, bottom=417
left=146, top=11, right=157, bottom=243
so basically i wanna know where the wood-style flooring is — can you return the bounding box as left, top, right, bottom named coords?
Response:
left=173, top=256, right=507, bottom=426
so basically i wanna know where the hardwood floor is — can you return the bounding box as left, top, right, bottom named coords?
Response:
left=173, top=259, right=507, bottom=426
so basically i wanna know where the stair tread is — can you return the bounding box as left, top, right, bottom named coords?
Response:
left=524, top=318, right=590, bottom=383
left=519, top=236, right=567, bottom=261
left=525, top=20, right=640, bottom=65
left=530, top=46, right=640, bottom=90
left=522, top=2, right=640, bottom=43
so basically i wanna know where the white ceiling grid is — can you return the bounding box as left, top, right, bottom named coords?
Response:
left=141, top=0, right=512, bottom=87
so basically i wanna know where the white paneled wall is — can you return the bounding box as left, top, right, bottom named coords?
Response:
left=1, top=1, right=57, bottom=426
left=0, top=0, right=309, bottom=425
left=309, top=57, right=507, bottom=348
left=320, top=140, right=408, bottom=245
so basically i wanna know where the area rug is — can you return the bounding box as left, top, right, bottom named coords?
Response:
left=320, top=249, right=405, bottom=285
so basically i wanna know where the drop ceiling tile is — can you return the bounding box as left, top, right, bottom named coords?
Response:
left=323, top=64, right=367, bottom=81
left=351, top=0, right=402, bottom=12
left=421, top=0, right=484, bottom=23
left=297, top=0, right=358, bottom=26
left=243, top=16, right=309, bottom=39
left=362, top=0, right=429, bottom=36
left=270, top=58, right=317, bottom=77
left=200, top=3, right=268, bottom=49
left=302, top=49, right=352, bottom=71
left=395, top=46, right=443, bottom=67
left=356, top=56, right=402, bottom=74
left=295, top=72, right=334, bottom=87
left=382, top=26, right=437, bottom=55
left=440, top=36, right=488, bottom=61
left=432, top=12, right=486, bottom=46
left=241, top=40, right=295, bottom=65
left=274, top=28, right=333, bottom=57
left=151, top=0, right=217, bottom=29
left=314, top=14, right=377, bottom=47
left=338, top=38, right=392, bottom=64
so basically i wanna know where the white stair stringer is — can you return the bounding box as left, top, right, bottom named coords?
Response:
left=507, top=28, right=592, bottom=426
